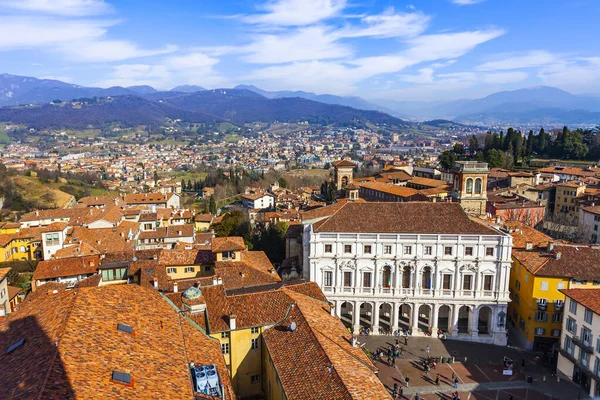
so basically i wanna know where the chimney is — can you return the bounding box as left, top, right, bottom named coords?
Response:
left=173, top=281, right=178, bottom=293
left=555, top=252, right=562, bottom=260
left=547, top=242, right=555, bottom=252
left=212, top=276, right=218, bottom=286
left=229, top=313, right=236, bottom=330
left=217, top=277, right=223, bottom=285
left=35, top=210, right=39, bottom=216
left=330, top=306, right=335, bottom=316
left=153, top=279, right=158, bottom=289
left=525, top=242, right=533, bottom=250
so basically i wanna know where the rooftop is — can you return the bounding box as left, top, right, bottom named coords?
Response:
left=560, top=288, right=600, bottom=315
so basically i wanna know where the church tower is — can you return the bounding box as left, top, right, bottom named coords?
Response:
left=451, top=161, right=489, bottom=216
left=332, top=160, right=357, bottom=190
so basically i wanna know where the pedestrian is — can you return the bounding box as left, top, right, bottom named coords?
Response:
left=392, top=357, right=396, bottom=368
left=405, top=336, right=408, bottom=345
left=387, top=356, right=391, bottom=367
left=415, top=393, right=419, bottom=400
left=405, top=376, right=409, bottom=387
left=451, top=371, right=456, bottom=381
left=433, top=359, right=437, bottom=369
left=399, top=387, right=403, bottom=398
left=453, top=377, right=459, bottom=389
left=396, top=338, right=399, bottom=346
left=426, top=365, right=430, bottom=376
left=393, top=383, right=398, bottom=394
left=435, top=374, right=440, bottom=386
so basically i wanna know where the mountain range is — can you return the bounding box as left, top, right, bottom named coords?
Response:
left=1, top=73, right=599, bottom=125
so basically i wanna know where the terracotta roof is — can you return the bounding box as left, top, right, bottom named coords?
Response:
left=33, top=255, right=100, bottom=281
left=214, top=252, right=281, bottom=289
left=53, top=242, right=101, bottom=259
left=19, top=208, right=90, bottom=223
left=158, top=249, right=215, bottom=266
left=513, top=244, right=600, bottom=279
left=560, top=288, right=600, bottom=315
left=77, top=195, right=122, bottom=207
left=407, top=177, right=449, bottom=188
left=124, top=193, right=168, bottom=204
left=504, top=221, right=551, bottom=249
left=300, top=202, right=346, bottom=222
left=194, top=213, right=214, bottom=223
left=242, top=192, right=272, bottom=201
left=212, top=236, right=246, bottom=253
left=581, top=205, right=600, bottom=216
left=358, top=181, right=420, bottom=198
left=64, top=226, right=134, bottom=255
left=0, top=285, right=234, bottom=399
left=139, top=212, right=157, bottom=222
left=263, top=289, right=389, bottom=400
left=74, top=273, right=102, bottom=288
left=313, top=202, right=501, bottom=235
left=7, top=285, right=22, bottom=300
left=331, top=160, right=357, bottom=168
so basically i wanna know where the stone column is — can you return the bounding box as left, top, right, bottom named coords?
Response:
left=373, top=258, right=379, bottom=293
left=391, top=302, right=399, bottom=334
left=431, top=304, right=439, bottom=331
left=411, top=303, right=420, bottom=333
left=469, top=305, right=478, bottom=337
left=372, top=302, right=380, bottom=334
left=352, top=301, right=361, bottom=334
left=335, top=300, right=341, bottom=317
left=450, top=304, right=460, bottom=336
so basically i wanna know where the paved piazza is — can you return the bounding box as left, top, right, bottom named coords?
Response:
left=361, top=335, right=588, bottom=400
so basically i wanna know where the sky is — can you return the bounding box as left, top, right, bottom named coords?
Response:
left=1, top=0, right=599, bottom=101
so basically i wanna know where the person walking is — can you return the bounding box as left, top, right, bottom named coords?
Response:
left=433, top=359, right=437, bottom=370
left=453, top=377, right=459, bottom=389
left=392, top=356, right=396, bottom=368
left=435, top=374, right=440, bottom=386
left=451, top=371, right=456, bottom=381
left=415, top=394, right=419, bottom=400
left=405, top=335, right=408, bottom=345
left=405, top=376, right=409, bottom=387
left=387, top=356, right=391, bottom=367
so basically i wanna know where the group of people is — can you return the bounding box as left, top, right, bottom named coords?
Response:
left=450, top=391, right=461, bottom=400
left=373, top=339, right=405, bottom=367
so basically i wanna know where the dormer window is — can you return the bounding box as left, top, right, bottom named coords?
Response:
left=112, top=371, right=132, bottom=385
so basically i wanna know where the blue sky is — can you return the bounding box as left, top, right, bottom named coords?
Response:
left=1, top=0, right=599, bottom=101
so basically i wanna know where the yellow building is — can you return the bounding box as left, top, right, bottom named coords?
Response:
left=0, top=235, right=33, bottom=262
left=554, top=181, right=586, bottom=220
left=194, top=213, right=214, bottom=232
left=509, top=241, right=600, bottom=351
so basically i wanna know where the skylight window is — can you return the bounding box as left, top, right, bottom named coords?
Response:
left=112, top=371, right=131, bottom=385
left=6, top=338, right=24, bottom=354
left=117, top=323, right=133, bottom=334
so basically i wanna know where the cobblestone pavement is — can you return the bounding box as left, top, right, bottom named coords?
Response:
left=360, top=335, right=588, bottom=400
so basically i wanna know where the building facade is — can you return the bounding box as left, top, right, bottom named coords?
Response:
left=302, top=202, right=513, bottom=345
left=557, top=289, right=600, bottom=398
left=452, top=161, right=489, bottom=217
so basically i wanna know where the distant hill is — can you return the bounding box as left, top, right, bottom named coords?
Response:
left=234, top=84, right=400, bottom=117
left=163, top=89, right=408, bottom=127
left=170, top=85, right=206, bottom=93
left=127, top=85, right=157, bottom=95
left=0, top=95, right=222, bottom=129
left=374, top=86, right=600, bottom=124
left=457, top=108, right=600, bottom=126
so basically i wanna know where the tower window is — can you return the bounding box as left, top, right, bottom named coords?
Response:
left=466, top=178, right=473, bottom=194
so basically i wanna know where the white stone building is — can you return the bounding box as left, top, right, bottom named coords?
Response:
left=557, top=289, right=600, bottom=398
left=302, top=202, right=513, bottom=345
left=578, top=205, right=600, bottom=244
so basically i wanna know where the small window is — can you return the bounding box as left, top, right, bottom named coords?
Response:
left=384, top=245, right=392, bottom=254
left=486, top=248, right=494, bottom=257
left=364, top=245, right=372, bottom=254
left=112, top=371, right=132, bottom=385
left=404, top=246, right=412, bottom=255
left=483, top=275, right=493, bottom=291
left=251, top=338, right=259, bottom=350
left=250, top=374, right=260, bottom=384
left=221, top=343, right=230, bottom=355
left=534, top=327, right=546, bottom=336
left=363, top=272, right=372, bottom=288
left=463, top=275, right=472, bottom=290
left=323, top=271, right=333, bottom=287
left=585, top=308, right=593, bottom=324
left=251, top=327, right=259, bottom=335
left=534, top=312, right=548, bottom=322
left=540, top=281, right=548, bottom=291
left=424, top=246, right=432, bottom=255
left=325, top=244, right=332, bottom=253
left=570, top=299, right=578, bottom=314
left=117, top=323, right=133, bottom=334
left=566, top=317, right=576, bottom=333
left=6, top=338, right=24, bottom=354
left=166, top=267, right=176, bottom=274
left=551, top=329, right=561, bottom=337
left=442, top=274, right=452, bottom=290
left=344, top=245, right=352, bottom=253
left=204, top=265, right=211, bottom=272
left=444, top=247, right=452, bottom=256
left=184, top=267, right=194, bottom=273
left=557, top=281, right=565, bottom=290
left=221, top=331, right=229, bottom=339
left=343, top=271, right=352, bottom=287
left=465, top=247, right=473, bottom=256
left=552, top=313, right=562, bottom=323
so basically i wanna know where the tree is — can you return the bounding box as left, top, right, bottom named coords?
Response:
left=187, top=179, right=192, bottom=191
left=181, top=179, right=186, bottom=191
left=526, top=130, right=534, bottom=158
left=453, top=143, right=466, bottom=156
left=209, top=195, right=217, bottom=214
left=153, top=170, right=159, bottom=185
left=278, top=177, right=289, bottom=189
left=326, top=183, right=335, bottom=203
left=468, top=135, right=479, bottom=155
left=537, top=127, right=547, bottom=154
left=484, top=149, right=505, bottom=168
left=439, top=150, right=457, bottom=170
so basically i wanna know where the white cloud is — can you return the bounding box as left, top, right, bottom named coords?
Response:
left=59, top=40, right=177, bottom=63
left=0, top=16, right=108, bottom=49
left=0, top=0, right=111, bottom=16
left=399, top=67, right=435, bottom=84
left=245, top=0, right=346, bottom=26
left=537, top=57, right=600, bottom=93
left=243, top=26, right=352, bottom=64
left=96, top=52, right=228, bottom=89
left=40, top=75, right=74, bottom=83
left=476, top=50, right=556, bottom=71
left=481, top=71, right=528, bottom=84
left=338, top=8, right=430, bottom=39
left=451, top=0, right=485, bottom=5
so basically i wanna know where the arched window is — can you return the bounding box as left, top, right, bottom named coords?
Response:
left=382, top=266, right=392, bottom=287
left=402, top=267, right=411, bottom=288
left=422, top=266, right=432, bottom=289
left=474, top=178, right=482, bottom=194
left=466, top=178, right=473, bottom=194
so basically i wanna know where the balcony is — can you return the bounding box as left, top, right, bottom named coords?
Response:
left=538, top=302, right=548, bottom=311
left=554, top=301, right=564, bottom=311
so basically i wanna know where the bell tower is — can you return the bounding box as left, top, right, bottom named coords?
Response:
left=332, top=160, right=357, bottom=190
left=452, top=161, right=489, bottom=216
